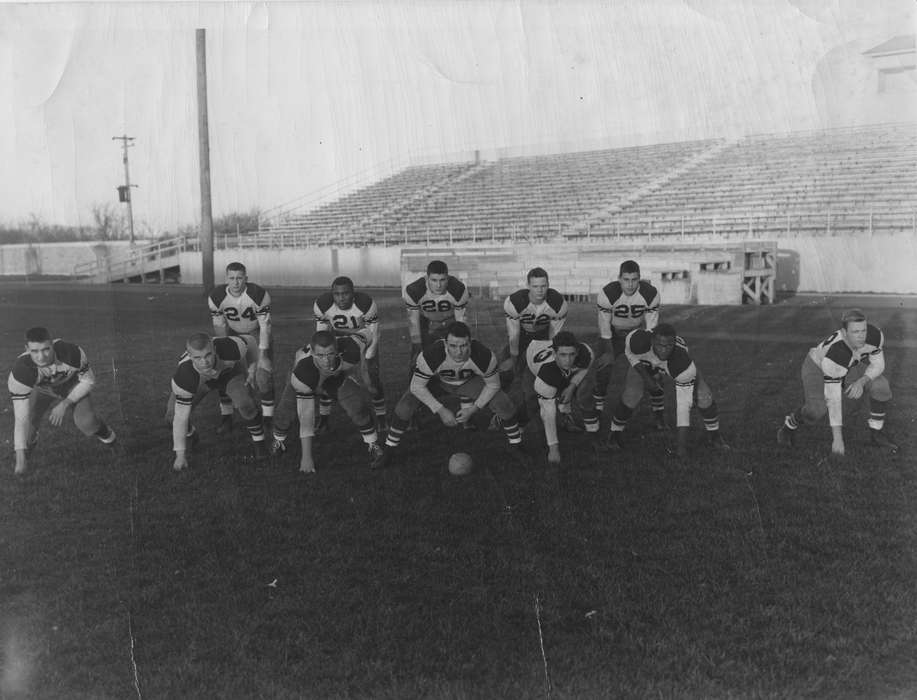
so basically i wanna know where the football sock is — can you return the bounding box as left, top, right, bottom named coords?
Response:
left=610, top=402, right=633, bottom=432
left=385, top=416, right=409, bottom=448
left=372, top=398, right=387, bottom=417
left=319, top=397, right=333, bottom=417
left=785, top=411, right=800, bottom=430
left=582, top=409, right=600, bottom=433
left=699, top=401, right=719, bottom=431
left=246, top=412, right=265, bottom=442
left=219, top=396, right=234, bottom=416
left=501, top=419, right=522, bottom=445
left=868, top=399, right=887, bottom=431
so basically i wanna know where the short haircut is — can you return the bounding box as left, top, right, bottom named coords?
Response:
left=527, top=267, right=549, bottom=284
left=311, top=330, right=337, bottom=348
left=331, top=276, right=354, bottom=290
left=445, top=321, right=471, bottom=339
left=619, top=260, right=641, bottom=276
left=653, top=323, right=677, bottom=339
left=25, top=327, right=52, bottom=343
left=427, top=260, right=449, bottom=276
left=841, top=308, right=867, bottom=328
left=226, top=262, right=247, bottom=274
left=186, top=332, right=213, bottom=351
left=551, top=330, right=578, bottom=350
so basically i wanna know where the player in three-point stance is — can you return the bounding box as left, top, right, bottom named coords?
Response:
left=170, top=333, right=267, bottom=471
left=593, top=260, right=661, bottom=423
left=525, top=331, right=600, bottom=466
left=496, top=267, right=569, bottom=427
left=7, top=327, right=116, bottom=475
left=313, top=277, right=387, bottom=434
left=270, top=331, right=385, bottom=473
left=777, top=308, right=897, bottom=456
left=376, top=321, right=527, bottom=468
left=606, top=324, right=726, bottom=459
left=207, top=261, right=275, bottom=432
left=403, top=260, right=470, bottom=367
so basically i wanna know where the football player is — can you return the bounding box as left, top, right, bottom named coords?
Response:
left=777, top=308, right=897, bottom=456
left=313, top=277, right=386, bottom=433
left=593, top=260, right=661, bottom=420
left=403, top=260, right=470, bottom=365
left=526, top=331, right=600, bottom=466
left=207, top=261, right=274, bottom=432
left=8, top=327, right=116, bottom=475
left=270, top=331, right=385, bottom=473
left=376, top=321, right=527, bottom=468
left=606, top=323, right=726, bottom=459
left=170, top=333, right=267, bottom=471
left=498, top=267, right=568, bottom=405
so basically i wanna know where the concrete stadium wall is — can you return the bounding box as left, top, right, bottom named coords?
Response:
left=177, top=247, right=402, bottom=287
left=0, top=241, right=144, bottom=276
left=774, top=232, right=915, bottom=295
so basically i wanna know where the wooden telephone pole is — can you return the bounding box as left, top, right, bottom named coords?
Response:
left=112, top=135, right=136, bottom=244
left=196, top=28, right=214, bottom=291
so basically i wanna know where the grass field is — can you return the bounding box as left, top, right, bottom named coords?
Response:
left=0, top=282, right=915, bottom=699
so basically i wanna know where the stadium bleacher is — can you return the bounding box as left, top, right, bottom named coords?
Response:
left=257, top=123, right=917, bottom=246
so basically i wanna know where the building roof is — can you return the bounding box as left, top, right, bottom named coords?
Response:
left=864, top=35, right=916, bottom=57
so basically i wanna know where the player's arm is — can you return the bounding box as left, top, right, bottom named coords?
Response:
left=8, top=371, right=34, bottom=460
left=473, top=351, right=503, bottom=411
left=820, top=356, right=848, bottom=454
left=208, top=296, right=229, bottom=337
left=670, top=359, right=697, bottom=459
left=364, top=300, right=381, bottom=359
left=549, top=296, right=569, bottom=338
left=170, top=380, right=195, bottom=470
left=291, top=373, right=317, bottom=473
left=644, top=290, right=661, bottom=331
left=256, top=290, right=273, bottom=351
left=409, top=360, right=445, bottom=415
left=51, top=347, right=95, bottom=426
left=452, top=283, right=470, bottom=324
left=596, top=296, right=615, bottom=359
left=313, top=299, right=331, bottom=333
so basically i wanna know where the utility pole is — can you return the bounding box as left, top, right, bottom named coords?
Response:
left=196, top=28, right=214, bottom=291
left=112, top=135, right=137, bottom=244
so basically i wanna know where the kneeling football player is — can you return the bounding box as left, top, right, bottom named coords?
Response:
left=270, top=331, right=385, bottom=473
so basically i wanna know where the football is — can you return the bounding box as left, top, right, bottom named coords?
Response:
left=448, top=452, right=474, bottom=476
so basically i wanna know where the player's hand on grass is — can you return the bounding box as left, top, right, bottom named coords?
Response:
left=437, top=406, right=458, bottom=427
left=831, top=438, right=846, bottom=457
left=14, top=450, right=27, bottom=475
left=49, top=400, right=70, bottom=427
left=299, top=453, right=316, bottom=474
left=173, top=451, right=189, bottom=471
left=844, top=377, right=868, bottom=400
left=547, top=444, right=561, bottom=466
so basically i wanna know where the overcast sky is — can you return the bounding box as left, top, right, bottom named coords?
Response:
left=1, top=0, right=914, bottom=233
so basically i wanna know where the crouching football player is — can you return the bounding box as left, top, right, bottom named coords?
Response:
left=270, top=331, right=385, bottom=473
left=170, top=333, right=267, bottom=471
left=8, top=327, right=116, bottom=475
left=376, top=321, right=527, bottom=468
left=605, top=323, right=726, bottom=459
left=777, top=308, right=897, bottom=456
left=525, top=332, right=600, bottom=466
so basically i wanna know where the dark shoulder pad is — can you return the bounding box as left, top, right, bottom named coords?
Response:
left=575, top=343, right=594, bottom=369
left=405, top=277, right=427, bottom=303
left=628, top=329, right=653, bottom=354
left=213, top=336, right=242, bottom=361
left=314, top=291, right=335, bottom=314
left=338, top=336, right=363, bottom=364
left=172, top=361, right=200, bottom=394
left=866, top=324, right=884, bottom=349
left=421, top=340, right=447, bottom=368
left=507, top=289, right=530, bottom=312
left=546, top=288, right=566, bottom=311
left=292, top=357, right=320, bottom=389
left=446, top=276, right=467, bottom=298
left=602, top=281, right=623, bottom=304
left=469, top=340, right=494, bottom=368
left=245, top=283, right=269, bottom=305
left=11, top=355, right=38, bottom=388
left=353, top=291, right=375, bottom=313
left=667, top=345, right=693, bottom=376
left=637, top=280, right=659, bottom=299
left=52, top=340, right=84, bottom=367
left=208, top=286, right=228, bottom=306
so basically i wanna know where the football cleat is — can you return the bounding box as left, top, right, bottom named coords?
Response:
left=269, top=436, right=287, bottom=457
left=653, top=413, right=669, bottom=432
left=605, top=431, right=626, bottom=451
left=97, top=427, right=117, bottom=446
left=252, top=441, right=269, bottom=462
left=559, top=412, right=584, bottom=433
left=488, top=415, right=504, bottom=432
left=314, top=415, right=330, bottom=437
left=777, top=425, right=795, bottom=447
left=369, top=443, right=390, bottom=470
left=505, top=443, right=530, bottom=469
left=706, top=431, right=730, bottom=450
left=869, top=429, right=898, bottom=453
left=462, top=420, right=479, bottom=432
left=216, top=415, right=234, bottom=436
